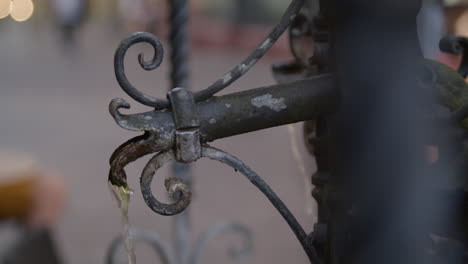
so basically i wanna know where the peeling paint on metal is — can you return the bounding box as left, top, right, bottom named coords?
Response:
left=168, top=182, right=188, bottom=196
left=222, top=73, right=233, bottom=84
left=246, top=59, right=257, bottom=70
left=238, top=64, right=247, bottom=74
left=225, top=103, right=232, bottom=109
left=144, top=115, right=153, bottom=120
left=251, top=94, right=287, bottom=112
left=260, top=38, right=272, bottom=50
left=238, top=59, right=258, bottom=75
left=209, top=118, right=217, bottom=124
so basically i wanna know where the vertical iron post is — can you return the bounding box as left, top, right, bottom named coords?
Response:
left=168, top=0, right=191, bottom=264
left=328, top=1, right=462, bottom=264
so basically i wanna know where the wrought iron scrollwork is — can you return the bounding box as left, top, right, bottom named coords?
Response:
left=112, top=0, right=305, bottom=110
left=201, top=146, right=321, bottom=264
left=140, top=150, right=192, bottom=216
left=107, top=0, right=468, bottom=261
left=108, top=224, right=253, bottom=264
left=194, top=0, right=305, bottom=101
left=106, top=229, right=176, bottom=264
left=189, top=223, right=253, bottom=264
left=114, top=33, right=168, bottom=109
left=107, top=0, right=329, bottom=263
left=136, top=144, right=321, bottom=264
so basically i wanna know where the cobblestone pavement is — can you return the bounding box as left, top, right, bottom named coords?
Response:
left=0, top=21, right=317, bottom=264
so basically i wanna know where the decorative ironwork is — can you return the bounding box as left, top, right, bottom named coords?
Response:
left=106, top=229, right=175, bottom=264
left=107, top=0, right=468, bottom=263
left=106, top=224, right=253, bottom=264
left=106, top=0, right=327, bottom=262
left=109, top=0, right=254, bottom=262
left=138, top=145, right=319, bottom=262
left=112, top=0, right=305, bottom=109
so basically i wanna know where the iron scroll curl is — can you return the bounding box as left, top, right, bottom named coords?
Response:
left=139, top=145, right=322, bottom=264
left=113, top=0, right=305, bottom=109
left=106, top=228, right=176, bottom=264
left=114, top=32, right=169, bottom=109
left=107, top=224, right=253, bottom=264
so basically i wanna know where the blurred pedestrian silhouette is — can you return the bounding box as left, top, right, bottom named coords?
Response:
left=50, top=0, right=88, bottom=53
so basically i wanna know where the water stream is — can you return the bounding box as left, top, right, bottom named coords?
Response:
left=109, top=182, right=136, bottom=264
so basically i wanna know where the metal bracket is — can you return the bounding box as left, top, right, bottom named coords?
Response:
left=168, top=88, right=201, bottom=163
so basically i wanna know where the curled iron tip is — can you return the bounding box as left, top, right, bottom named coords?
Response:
left=108, top=98, right=143, bottom=131
left=140, top=150, right=192, bottom=216
left=114, top=32, right=169, bottom=109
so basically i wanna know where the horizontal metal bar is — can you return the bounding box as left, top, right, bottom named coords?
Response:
left=110, top=74, right=337, bottom=143
left=108, top=74, right=336, bottom=189
left=108, top=59, right=468, bottom=191
left=198, top=74, right=336, bottom=141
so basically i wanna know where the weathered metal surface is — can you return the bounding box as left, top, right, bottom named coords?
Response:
left=114, top=32, right=168, bottom=109
left=109, top=75, right=335, bottom=138
left=108, top=59, right=468, bottom=192
left=193, top=0, right=305, bottom=102
left=169, top=88, right=200, bottom=129
left=174, top=130, right=201, bottom=163
left=169, top=88, right=202, bottom=163
left=109, top=0, right=255, bottom=262
left=112, top=0, right=305, bottom=110
left=140, top=149, right=192, bottom=216
left=108, top=132, right=168, bottom=187
left=137, top=145, right=322, bottom=264
left=200, top=145, right=322, bottom=264
left=107, top=0, right=468, bottom=262
left=108, top=76, right=336, bottom=189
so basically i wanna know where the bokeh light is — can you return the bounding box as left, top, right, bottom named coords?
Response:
left=455, top=9, right=468, bottom=37
left=10, top=0, right=33, bottom=22
left=0, top=0, right=11, bottom=19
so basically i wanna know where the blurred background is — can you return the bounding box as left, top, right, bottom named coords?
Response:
left=0, top=0, right=467, bottom=263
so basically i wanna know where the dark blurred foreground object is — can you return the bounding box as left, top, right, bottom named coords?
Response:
left=327, top=1, right=460, bottom=263
left=301, top=0, right=468, bottom=263
left=0, top=153, right=67, bottom=230
left=2, top=227, right=62, bottom=264
left=0, top=153, right=66, bottom=263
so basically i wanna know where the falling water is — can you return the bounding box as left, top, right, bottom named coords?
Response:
left=109, top=182, right=136, bottom=264
left=287, top=124, right=315, bottom=216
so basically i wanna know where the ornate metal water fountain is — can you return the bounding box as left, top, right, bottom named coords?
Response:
left=106, top=0, right=468, bottom=263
